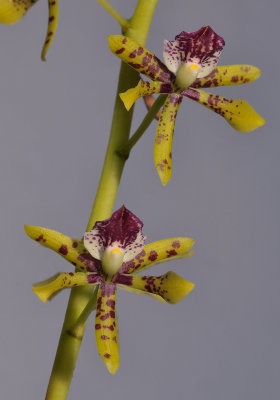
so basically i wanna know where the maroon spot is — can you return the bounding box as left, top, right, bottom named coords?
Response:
left=116, top=47, right=125, bottom=54
left=166, top=249, right=177, bottom=257
left=104, top=353, right=111, bottom=359
left=137, top=47, right=144, bottom=56
left=231, top=75, right=238, bottom=83
left=129, top=50, right=137, bottom=58
left=172, top=240, right=180, bottom=248
left=148, top=251, right=158, bottom=262
left=106, top=299, right=115, bottom=308
left=103, top=325, right=114, bottom=331
left=35, top=234, right=46, bottom=243
left=101, top=335, right=110, bottom=340
left=58, top=245, right=68, bottom=255
left=72, top=242, right=78, bottom=248
left=69, top=272, right=74, bottom=276
left=95, top=324, right=101, bottom=330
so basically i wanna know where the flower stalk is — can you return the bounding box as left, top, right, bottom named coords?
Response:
left=45, top=1, right=159, bottom=398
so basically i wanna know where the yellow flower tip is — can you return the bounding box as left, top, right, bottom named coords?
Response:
left=230, top=101, right=266, bottom=133
left=165, top=272, right=195, bottom=304
left=24, top=224, right=43, bottom=241
left=32, top=273, right=61, bottom=303
left=0, top=0, right=35, bottom=24
left=105, top=358, right=120, bottom=375
left=107, top=34, right=123, bottom=52
left=119, top=92, right=133, bottom=111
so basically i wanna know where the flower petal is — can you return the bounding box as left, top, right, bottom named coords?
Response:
left=95, top=284, right=119, bottom=375
left=120, top=237, right=195, bottom=274
left=84, top=206, right=145, bottom=263
left=24, top=225, right=99, bottom=272
left=120, top=79, right=173, bottom=111
left=41, top=0, right=59, bottom=61
left=163, top=26, right=225, bottom=77
left=0, top=0, right=36, bottom=24
left=116, top=272, right=195, bottom=304
left=184, top=88, right=265, bottom=132
left=154, top=94, right=183, bottom=185
left=33, top=272, right=99, bottom=302
left=108, top=35, right=173, bottom=83
left=192, top=65, right=261, bottom=88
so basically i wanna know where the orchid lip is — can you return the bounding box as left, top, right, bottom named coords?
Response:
left=101, top=246, right=125, bottom=275
left=175, top=63, right=200, bottom=91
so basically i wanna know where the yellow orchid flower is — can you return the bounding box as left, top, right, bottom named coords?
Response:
left=25, top=205, right=195, bottom=374
left=108, top=26, right=265, bottom=185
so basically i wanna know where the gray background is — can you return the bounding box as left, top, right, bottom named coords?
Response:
left=0, top=0, right=279, bottom=398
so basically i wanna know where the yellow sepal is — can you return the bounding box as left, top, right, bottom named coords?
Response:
left=154, top=95, right=182, bottom=185
left=95, top=287, right=119, bottom=375
left=120, top=80, right=163, bottom=111
left=188, top=88, right=265, bottom=132
left=194, top=65, right=261, bottom=88
left=127, top=237, right=195, bottom=274
left=33, top=272, right=91, bottom=302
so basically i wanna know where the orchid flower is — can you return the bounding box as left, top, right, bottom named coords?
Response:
left=108, top=26, right=265, bottom=185
left=25, top=206, right=195, bottom=374
left=0, top=0, right=59, bottom=60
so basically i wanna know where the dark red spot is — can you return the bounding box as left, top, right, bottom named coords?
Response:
left=95, top=324, right=101, bottom=330
left=104, top=353, right=111, bottom=358
left=101, top=335, right=110, bottom=340
left=172, top=240, right=180, bottom=248
left=231, top=75, right=238, bottom=83
left=106, top=299, right=115, bottom=308
left=148, top=251, right=158, bottom=262
left=72, top=242, right=78, bottom=248
left=116, top=47, right=125, bottom=54
left=59, top=245, right=68, bottom=255
left=36, top=234, right=46, bottom=243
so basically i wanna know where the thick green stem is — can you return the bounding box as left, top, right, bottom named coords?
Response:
left=117, top=94, right=167, bottom=159
left=45, top=1, right=158, bottom=399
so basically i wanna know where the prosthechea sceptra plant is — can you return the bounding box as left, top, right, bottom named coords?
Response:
left=0, top=0, right=265, bottom=399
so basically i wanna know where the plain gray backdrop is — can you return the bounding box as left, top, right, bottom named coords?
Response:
left=0, top=0, right=279, bottom=399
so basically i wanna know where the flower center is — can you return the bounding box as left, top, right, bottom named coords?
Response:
left=101, top=246, right=125, bottom=275
left=175, top=63, right=200, bottom=91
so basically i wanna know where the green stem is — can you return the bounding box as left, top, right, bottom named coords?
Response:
left=67, top=288, right=98, bottom=339
left=96, top=0, right=130, bottom=32
left=117, top=94, right=167, bottom=159
left=45, top=1, right=158, bottom=399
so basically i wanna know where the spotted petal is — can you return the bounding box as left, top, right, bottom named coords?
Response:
left=84, top=205, right=145, bottom=262
left=120, top=79, right=173, bottom=111
left=192, top=65, right=261, bottom=88
left=184, top=88, right=265, bottom=132
left=163, top=26, right=225, bottom=77
left=108, top=35, right=173, bottom=83
left=0, top=0, right=36, bottom=24
left=32, top=272, right=100, bottom=302
left=120, top=237, right=195, bottom=274
left=41, top=0, right=59, bottom=61
left=154, top=94, right=183, bottom=185
left=116, top=272, right=194, bottom=304
left=95, top=284, right=119, bottom=375
left=24, top=225, right=99, bottom=272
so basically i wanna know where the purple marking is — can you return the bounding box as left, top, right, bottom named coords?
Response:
left=58, top=245, right=68, bottom=256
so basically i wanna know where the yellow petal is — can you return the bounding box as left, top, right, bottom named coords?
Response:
left=41, top=0, right=59, bottom=61
left=95, top=285, right=119, bottom=375
left=0, top=0, right=36, bottom=24
left=33, top=272, right=92, bottom=302
left=108, top=35, right=172, bottom=83
left=117, top=272, right=195, bottom=304
left=185, top=88, right=265, bottom=132
left=24, top=225, right=96, bottom=272
left=154, top=94, right=182, bottom=185
left=120, top=79, right=168, bottom=111
left=123, top=237, right=195, bottom=274
left=193, top=65, right=261, bottom=88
